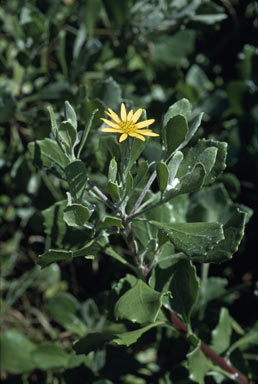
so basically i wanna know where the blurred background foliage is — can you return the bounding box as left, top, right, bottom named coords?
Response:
left=0, top=0, right=257, bottom=383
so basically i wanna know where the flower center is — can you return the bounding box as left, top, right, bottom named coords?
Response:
left=120, top=121, right=136, bottom=133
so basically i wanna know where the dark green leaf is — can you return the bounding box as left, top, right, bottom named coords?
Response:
left=125, top=137, right=146, bottom=177
left=157, top=161, right=168, bottom=192
left=38, top=249, right=73, bottom=267
left=74, top=332, right=114, bottom=355
left=169, top=259, right=199, bottom=323
left=206, top=208, right=247, bottom=263
left=164, top=115, right=188, bottom=158
left=113, top=322, right=165, bottom=347
left=93, top=77, right=122, bottom=110
left=77, top=108, right=98, bottom=158
left=150, top=221, right=224, bottom=258
left=28, top=138, right=69, bottom=170
left=65, top=160, right=87, bottom=200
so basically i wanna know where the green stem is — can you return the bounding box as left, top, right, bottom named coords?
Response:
left=199, top=263, right=210, bottom=320
left=127, top=170, right=157, bottom=219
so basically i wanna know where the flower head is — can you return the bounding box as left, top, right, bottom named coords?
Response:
left=100, top=103, right=159, bottom=142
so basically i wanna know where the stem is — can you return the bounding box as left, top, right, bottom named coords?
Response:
left=127, top=170, right=157, bottom=219
left=199, top=263, right=209, bottom=320
left=163, top=308, right=252, bottom=384
left=87, top=179, right=117, bottom=211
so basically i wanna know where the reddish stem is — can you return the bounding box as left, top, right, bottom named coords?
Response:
left=163, top=308, right=252, bottom=384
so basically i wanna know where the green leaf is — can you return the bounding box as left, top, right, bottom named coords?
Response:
left=163, top=98, right=192, bottom=127
left=46, top=293, right=86, bottom=337
left=177, top=139, right=227, bottom=186
left=107, top=181, right=120, bottom=202
left=206, top=208, right=247, bottom=263
left=77, top=108, right=98, bottom=158
left=179, top=163, right=206, bottom=194
left=152, top=30, right=195, bottom=66
left=97, top=216, right=124, bottom=229
left=65, top=160, right=87, bottom=200
left=32, top=343, right=70, bottom=370
left=187, top=343, right=213, bottom=384
left=163, top=163, right=206, bottom=202
left=150, top=221, right=224, bottom=258
left=96, top=135, right=121, bottom=171
left=125, top=137, right=146, bottom=177
left=38, top=249, right=73, bottom=267
left=102, top=0, right=130, bottom=27
left=114, top=279, right=171, bottom=324
left=74, top=322, right=165, bottom=354
left=93, top=77, right=122, bottom=110
left=108, top=158, right=117, bottom=183
left=133, top=160, right=149, bottom=188
left=47, top=105, right=58, bottom=139
left=227, top=330, right=258, bottom=356
left=59, top=120, right=77, bottom=152
left=57, top=30, right=68, bottom=77
left=74, top=333, right=114, bottom=355
left=124, top=172, right=134, bottom=196
left=80, top=98, right=105, bottom=130
left=163, top=115, right=188, bottom=158
left=113, top=321, right=165, bottom=347
left=167, top=151, right=184, bottom=187
left=178, top=113, right=204, bottom=151
left=157, top=161, right=168, bottom=192
left=63, top=204, right=92, bottom=227
left=83, top=0, right=102, bottom=35
left=211, top=308, right=232, bottom=354
left=169, top=259, right=199, bottom=323
left=28, top=138, right=69, bottom=170
left=64, top=101, right=77, bottom=130
left=0, top=330, right=36, bottom=374
left=186, top=184, right=248, bottom=263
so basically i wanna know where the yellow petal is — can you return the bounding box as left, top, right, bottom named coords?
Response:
left=101, top=127, right=123, bottom=132
left=100, top=118, right=119, bottom=128
left=129, top=132, right=145, bottom=141
left=107, top=108, right=121, bottom=123
left=132, top=108, right=142, bottom=123
left=136, top=129, right=159, bottom=136
left=120, top=103, right=127, bottom=121
left=119, top=133, right=128, bottom=142
left=135, top=119, right=155, bottom=129
left=127, top=109, right=133, bottom=121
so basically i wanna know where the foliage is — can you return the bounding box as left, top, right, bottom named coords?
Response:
left=1, top=1, right=257, bottom=383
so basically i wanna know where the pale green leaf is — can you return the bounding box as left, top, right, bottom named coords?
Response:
left=211, top=307, right=232, bottom=354
left=114, top=279, right=171, bottom=324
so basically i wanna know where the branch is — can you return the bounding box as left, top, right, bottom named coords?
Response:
left=127, top=170, right=157, bottom=219
left=163, top=307, right=252, bottom=384
left=87, top=179, right=117, bottom=211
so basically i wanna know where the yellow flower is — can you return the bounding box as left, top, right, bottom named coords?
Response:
left=100, top=103, right=159, bottom=142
